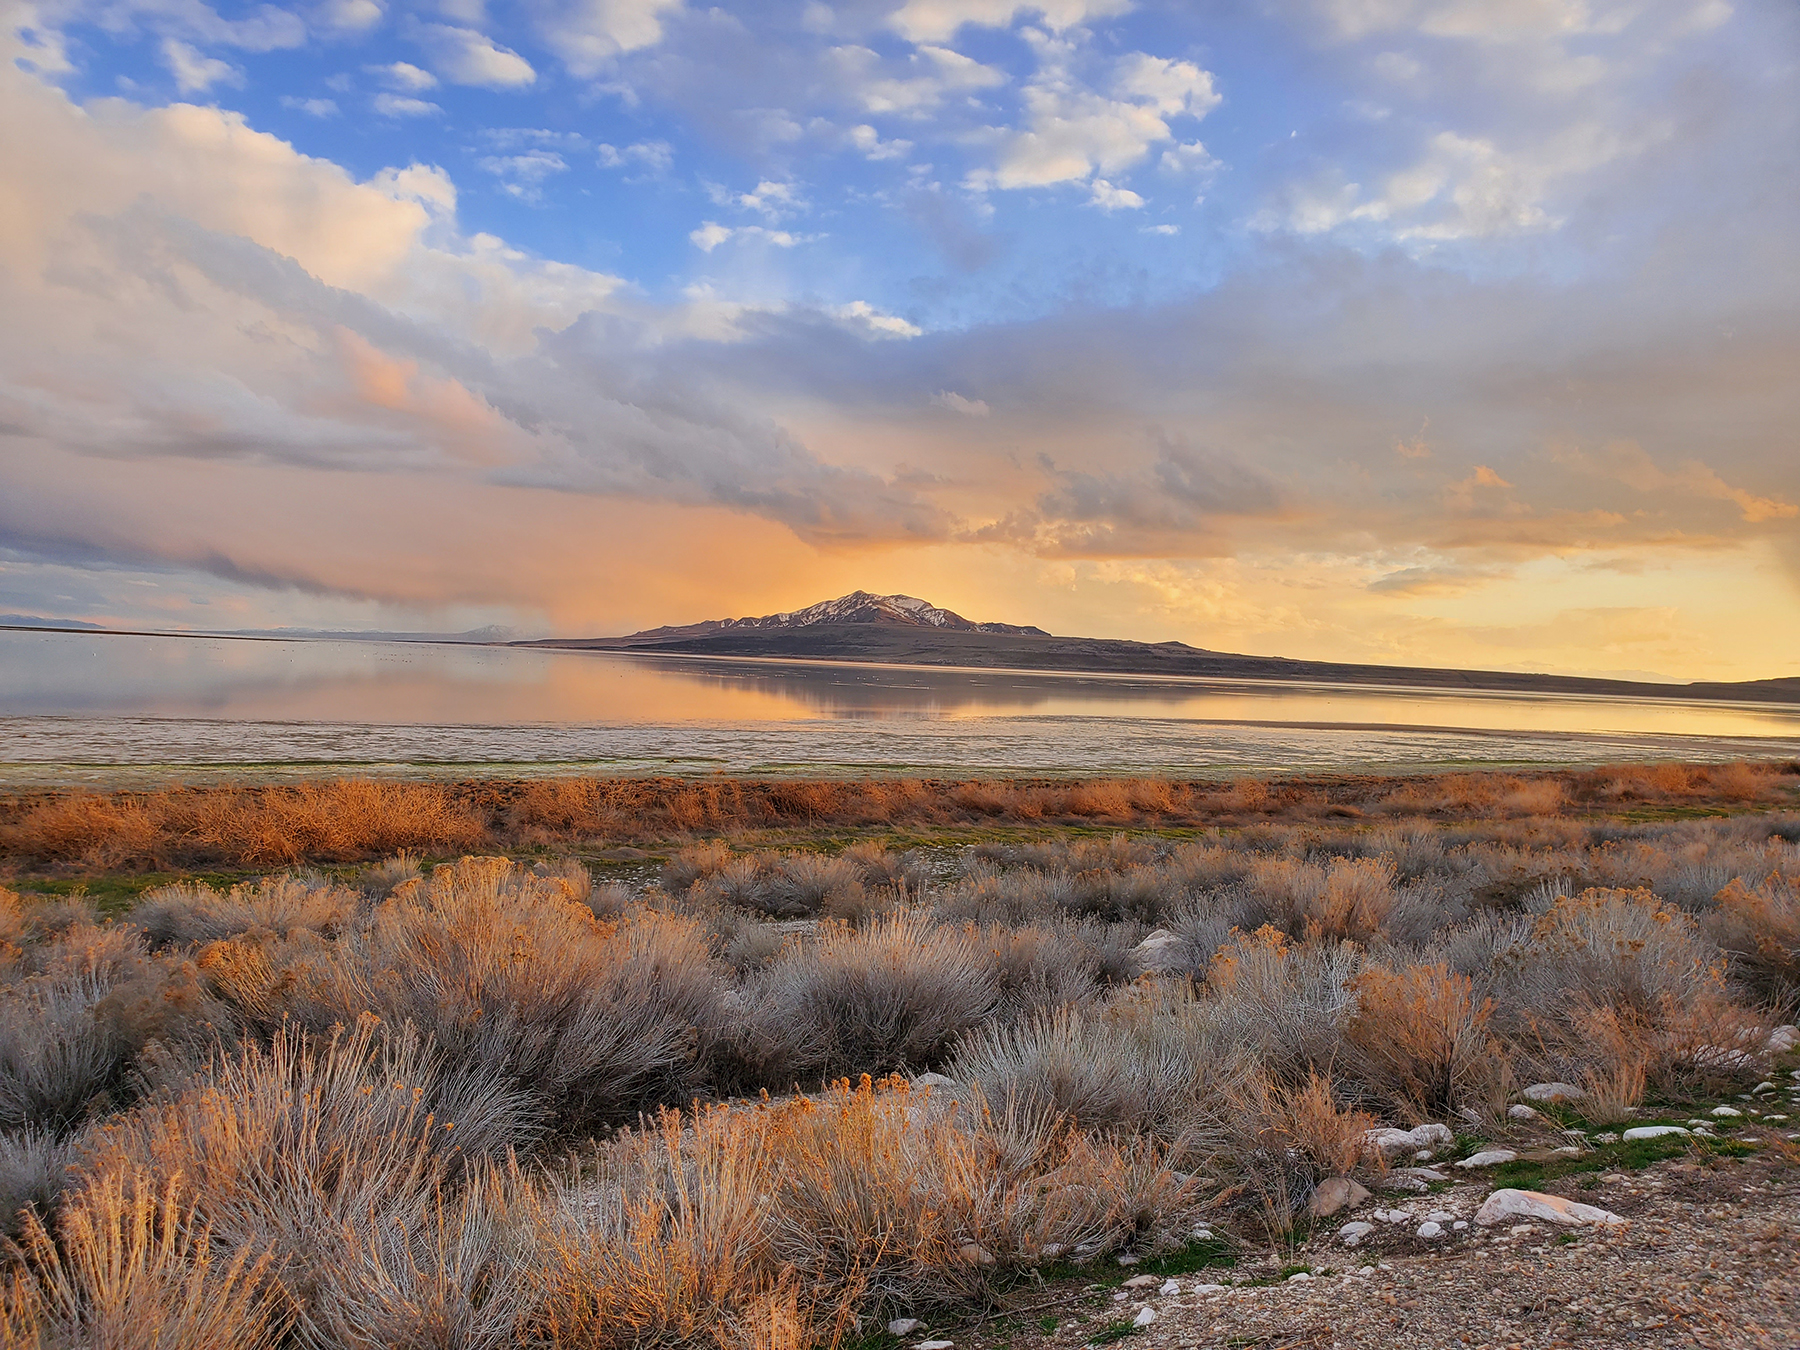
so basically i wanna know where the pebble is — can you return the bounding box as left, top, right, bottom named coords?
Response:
left=917, top=1341, right=954, bottom=1350
left=1339, top=1220, right=1375, bottom=1246
left=1417, top=1221, right=1445, bottom=1239
left=1192, top=1283, right=1227, bottom=1294
left=1160, top=1279, right=1181, bottom=1296
left=1507, top=1104, right=1541, bottom=1120
left=1122, top=1275, right=1160, bottom=1290
left=1133, top=1306, right=1157, bottom=1328
left=1711, top=1106, right=1743, bottom=1117
left=1373, top=1208, right=1415, bottom=1224
left=959, top=1243, right=995, bottom=1265
left=1287, top=1272, right=1313, bottom=1281
left=887, top=1319, right=922, bottom=1336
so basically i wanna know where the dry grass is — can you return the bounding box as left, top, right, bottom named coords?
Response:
left=1343, top=962, right=1495, bottom=1121
left=4, top=767, right=1800, bottom=1346
left=4, top=761, right=1794, bottom=872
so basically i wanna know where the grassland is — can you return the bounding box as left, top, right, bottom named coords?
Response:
left=0, top=760, right=1796, bottom=1347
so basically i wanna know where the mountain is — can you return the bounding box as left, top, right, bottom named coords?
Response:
left=522, top=591, right=1800, bottom=705
left=0, top=615, right=103, bottom=630
left=613, top=591, right=1048, bottom=641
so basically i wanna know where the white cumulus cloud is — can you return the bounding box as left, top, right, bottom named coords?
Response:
left=160, top=39, right=241, bottom=94
left=418, top=24, right=536, bottom=88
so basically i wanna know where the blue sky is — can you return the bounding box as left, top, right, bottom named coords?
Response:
left=2, top=0, right=1798, bottom=678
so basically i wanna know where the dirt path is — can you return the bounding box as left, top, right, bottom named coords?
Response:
left=930, top=1146, right=1800, bottom=1350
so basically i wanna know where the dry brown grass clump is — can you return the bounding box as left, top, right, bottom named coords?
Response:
left=5, top=761, right=1794, bottom=873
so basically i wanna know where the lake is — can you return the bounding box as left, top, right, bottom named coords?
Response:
left=3, top=628, right=1799, bottom=785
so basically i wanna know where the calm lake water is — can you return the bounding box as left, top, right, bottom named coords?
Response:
left=4, top=628, right=1799, bottom=784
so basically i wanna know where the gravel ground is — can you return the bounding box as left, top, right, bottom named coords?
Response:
left=932, top=1140, right=1800, bottom=1350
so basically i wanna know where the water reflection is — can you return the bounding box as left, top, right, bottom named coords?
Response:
left=4, top=628, right=1800, bottom=782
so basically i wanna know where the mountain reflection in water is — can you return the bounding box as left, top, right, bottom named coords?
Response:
left=3, top=629, right=1799, bottom=785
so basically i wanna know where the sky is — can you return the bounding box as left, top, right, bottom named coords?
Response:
left=1, top=0, right=1797, bottom=681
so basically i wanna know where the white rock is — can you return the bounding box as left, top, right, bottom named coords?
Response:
left=1122, top=1275, right=1159, bottom=1290
left=1364, top=1123, right=1454, bottom=1160
left=917, top=1341, right=955, bottom=1350
left=1473, top=1189, right=1627, bottom=1228
left=1338, top=1221, right=1375, bottom=1246
left=1416, top=1221, right=1445, bottom=1239
left=1452, top=1220, right=1468, bottom=1230
left=1711, top=1106, right=1743, bottom=1117
left=1621, top=1125, right=1690, bottom=1140
left=1133, top=1306, right=1157, bottom=1328
left=1766, top=1025, right=1798, bottom=1054
left=1131, top=929, right=1188, bottom=972
left=1373, top=1208, right=1414, bottom=1224
left=1508, top=1104, right=1541, bottom=1121
left=887, top=1319, right=923, bottom=1336
left=1456, top=1149, right=1518, bottom=1168
left=1523, top=1082, right=1586, bottom=1104
left=1159, top=1279, right=1180, bottom=1296
left=1192, top=1283, right=1227, bottom=1294
left=1427, top=1210, right=1455, bottom=1223
left=1287, top=1272, right=1312, bottom=1281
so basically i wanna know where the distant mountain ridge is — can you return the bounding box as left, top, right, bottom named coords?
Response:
left=619, top=591, right=1048, bottom=641
left=522, top=590, right=1800, bottom=706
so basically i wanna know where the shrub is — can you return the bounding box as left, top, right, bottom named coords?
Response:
left=1708, top=872, right=1800, bottom=1009
left=75, top=1019, right=527, bottom=1342
left=134, top=876, right=361, bottom=947
left=223, top=858, right=728, bottom=1134
left=0, top=925, right=224, bottom=1134
left=0, top=1126, right=75, bottom=1240
left=729, top=913, right=1000, bottom=1085
left=950, top=988, right=1255, bottom=1143
left=1342, top=962, right=1495, bottom=1121
left=2, top=1170, right=287, bottom=1350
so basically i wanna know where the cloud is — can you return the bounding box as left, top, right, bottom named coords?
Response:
left=535, top=0, right=683, bottom=75
left=848, top=124, right=912, bottom=161
left=373, top=93, right=442, bottom=117
left=479, top=149, right=568, bottom=200
left=889, top=0, right=1133, bottom=43
left=316, top=0, right=383, bottom=31
left=373, top=61, right=438, bottom=90
left=833, top=301, right=923, bottom=339
left=417, top=23, right=536, bottom=88
left=689, top=220, right=733, bottom=251
left=1088, top=178, right=1142, bottom=210
left=829, top=42, right=1007, bottom=117
left=1561, top=441, right=1798, bottom=525
left=160, top=38, right=240, bottom=93
left=597, top=139, right=673, bottom=171
left=280, top=95, right=339, bottom=116
left=1141, top=222, right=1177, bottom=234
left=931, top=390, right=989, bottom=415
left=971, top=47, right=1220, bottom=192
left=976, top=440, right=1284, bottom=557
left=688, top=222, right=817, bottom=250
